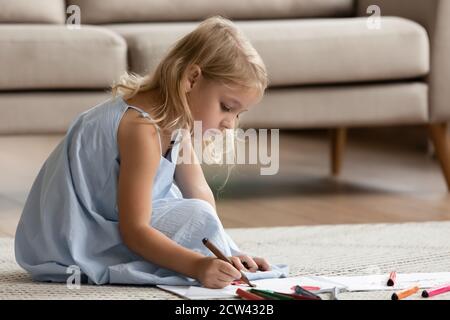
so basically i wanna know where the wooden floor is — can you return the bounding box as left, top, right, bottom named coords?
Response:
left=1, top=127, right=450, bottom=236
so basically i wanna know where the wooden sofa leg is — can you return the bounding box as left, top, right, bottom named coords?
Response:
left=428, top=123, right=450, bottom=191
left=330, top=127, right=347, bottom=176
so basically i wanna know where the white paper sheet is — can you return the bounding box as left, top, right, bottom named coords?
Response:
left=158, top=276, right=343, bottom=299
left=157, top=272, right=450, bottom=299
left=323, top=272, right=450, bottom=292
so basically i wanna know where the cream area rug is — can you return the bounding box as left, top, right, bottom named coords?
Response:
left=1, top=221, right=450, bottom=300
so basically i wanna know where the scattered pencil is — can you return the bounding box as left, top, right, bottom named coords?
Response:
left=290, top=285, right=321, bottom=291
left=293, top=285, right=322, bottom=300
left=387, top=271, right=396, bottom=286
left=236, top=288, right=266, bottom=300
left=422, top=284, right=450, bottom=298
left=249, top=289, right=292, bottom=300
left=391, top=286, right=419, bottom=300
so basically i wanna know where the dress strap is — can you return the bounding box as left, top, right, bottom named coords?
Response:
left=126, top=105, right=163, bottom=155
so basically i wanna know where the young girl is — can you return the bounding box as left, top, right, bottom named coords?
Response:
left=15, top=16, right=287, bottom=289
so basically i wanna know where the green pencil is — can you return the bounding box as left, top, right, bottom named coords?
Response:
left=249, top=289, right=295, bottom=300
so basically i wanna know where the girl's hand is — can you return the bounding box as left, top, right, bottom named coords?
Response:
left=230, top=255, right=271, bottom=272
left=195, top=257, right=242, bottom=289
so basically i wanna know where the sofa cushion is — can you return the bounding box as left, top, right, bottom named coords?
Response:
left=0, top=83, right=427, bottom=134
left=107, top=17, right=429, bottom=87
left=0, top=25, right=127, bottom=90
left=0, top=0, right=65, bottom=24
left=239, top=83, right=428, bottom=128
left=0, top=91, right=111, bottom=134
left=67, top=0, right=354, bottom=24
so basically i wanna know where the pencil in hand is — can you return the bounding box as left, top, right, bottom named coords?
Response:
left=202, top=238, right=255, bottom=287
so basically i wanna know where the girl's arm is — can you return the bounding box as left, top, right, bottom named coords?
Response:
left=174, top=130, right=216, bottom=210
left=117, top=113, right=205, bottom=279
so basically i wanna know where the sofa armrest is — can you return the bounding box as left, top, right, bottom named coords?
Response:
left=356, top=0, right=450, bottom=122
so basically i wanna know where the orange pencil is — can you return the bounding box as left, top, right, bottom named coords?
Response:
left=387, top=271, right=396, bottom=286
left=391, top=286, right=419, bottom=300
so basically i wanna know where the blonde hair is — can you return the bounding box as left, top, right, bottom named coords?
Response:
left=112, top=15, right=268, bottom=134
left=111, top=15, right=268, bottom=194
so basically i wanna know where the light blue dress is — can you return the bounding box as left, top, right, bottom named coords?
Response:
left=14, top=96, right=288, bottom=286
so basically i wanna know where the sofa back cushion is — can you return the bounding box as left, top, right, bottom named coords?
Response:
left=0, top=0, right=65, bottom=24
left=67, top=0, right=354, bottom=24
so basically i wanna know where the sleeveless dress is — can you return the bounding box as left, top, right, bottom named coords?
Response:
left=14, top=96, right=288, bottom=286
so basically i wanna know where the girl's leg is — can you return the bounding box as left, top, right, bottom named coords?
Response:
left=151, top=198, right=243, bottom=258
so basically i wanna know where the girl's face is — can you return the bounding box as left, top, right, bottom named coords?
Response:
left=185, top=65, right=262, bottom=133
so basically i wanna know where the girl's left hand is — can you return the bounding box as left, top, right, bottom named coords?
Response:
left=230, top=255, right=271, bottom=272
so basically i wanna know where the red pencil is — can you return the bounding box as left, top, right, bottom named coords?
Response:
left=236, top=288, right=266, bottom=300
left=290, top=285, right=321, bottom=291
left=422, top=284, right=450, bottom=298
left=387, top=271, right=396, bottom=286
left=279, top=292, right=322, bottom=300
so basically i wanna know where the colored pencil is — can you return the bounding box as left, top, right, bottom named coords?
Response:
left=236, top=288, right=266, bottom=300
left=422, top=284, right=450, bottom=298
left=387, top=271, right=396, bottom=286
left=202, top=238, right=255, bottom=287
left=293, top=285, right=322, bottom=300
left=391, top=286, right=419, bottom=300
left=249, top=289, right=294, bottom=300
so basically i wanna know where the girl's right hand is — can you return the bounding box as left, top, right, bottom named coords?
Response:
left=195, top=257, right=242, bottom=289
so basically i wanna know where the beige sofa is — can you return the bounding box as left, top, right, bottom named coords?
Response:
left=1, top=0, right=449, bottom=189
